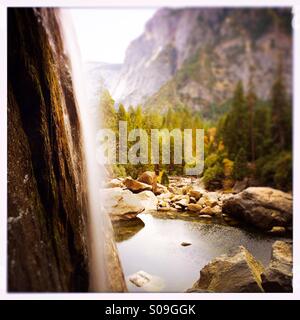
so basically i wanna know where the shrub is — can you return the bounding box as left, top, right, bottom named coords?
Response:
left=204, top=153, right=219, bottom=169
left=203, top=163, right=224, bottom=190
left=223, top=158, right=234, bottom=190
left=255, top=151, right=292, bottom=191
left=274, top=151, right=292, bottom=191
left=112, top=165, right=127, bottom=177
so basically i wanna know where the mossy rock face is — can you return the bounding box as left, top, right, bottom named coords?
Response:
left=7, top=8, right=90, bottom=292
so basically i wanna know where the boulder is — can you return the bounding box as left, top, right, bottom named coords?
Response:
left=188, top=246, right=265, bottom=292
left=129, top=270, right=152, bottom=287
left=170, top=194, right=184, bottom=202
left=154, top=183, right=168, bottom=195
left=135, top=191, right=158, bottom=211
left=267, top=226, right=286, bottom=235
left=212, top=205, right=222, bottom=215
left=188, top=189, right=203, bottom=201
left=261, top=241, right=292, bottom=292
left=158, top=199, right=169, bottom=207
left=168, top=186, right=182, bottom=195
left=102, top=188, right=145, bottom=221
left=232, top=178, right=249, bottom=194
left=123, top=177, right=152, bottom=193
left=157, top=199, right=171, bottom=211
left=198, top=192, right=219, bottom=207
left=128, top=270, right=164, bottom=291
left=137, top=171, right=157, bottom=191
left=182, top=185, right=192, bottom=195
left=199, top=215, right=212, bottom=219
left=105, top=178, right=124, bottom=188
left=187, top=203, right=203, bottom=212
left=222, top=187, right=292, bottom=230
left=175, top=196, right=189, bottom=209
left=189, top=197, right=197, bottom=204
left=199, top=206, right=221, bottom=216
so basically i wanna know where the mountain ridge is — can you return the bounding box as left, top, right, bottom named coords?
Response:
left=110, top=8, right=292, bottom=118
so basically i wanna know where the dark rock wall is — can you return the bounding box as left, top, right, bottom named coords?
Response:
left=7, top=8, right=90, bottom=292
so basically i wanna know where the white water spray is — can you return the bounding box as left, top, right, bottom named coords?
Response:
left=58, top=10, right=109, bottom=291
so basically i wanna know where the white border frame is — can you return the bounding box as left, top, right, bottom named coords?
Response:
left=0, top=0, right=299, bottom=300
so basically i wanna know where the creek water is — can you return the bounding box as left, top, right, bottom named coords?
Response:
left=115, top=212, right=284, bottom=292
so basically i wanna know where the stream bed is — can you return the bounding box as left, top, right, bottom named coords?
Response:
left=114, top=211, right=286, bottom=292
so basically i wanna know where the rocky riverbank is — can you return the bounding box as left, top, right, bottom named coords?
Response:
left=104, top=171, right=293, bottom=293
left=103, top=171, right=293, bottom=236
left=187, top=240, right=292, bottom=293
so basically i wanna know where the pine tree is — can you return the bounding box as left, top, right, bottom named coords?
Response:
left=128, top=105, right=136, bottom=131
left=253, top=106, right=271, bottom=159
left=135, top=105, right=143, bottom=128
left=233, top=147, right=248, bottom=180
left=117, top=103, right=128, bottom=122
left=246, top=77, right=257, bottom=163
left=100, top=90, right=117, bottom=130
left=223, top=81, right=248, bottom=160
left=271, top=60, right=288, bottom=149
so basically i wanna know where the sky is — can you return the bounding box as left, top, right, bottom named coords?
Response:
left=69, top=9, right=157, bottom=64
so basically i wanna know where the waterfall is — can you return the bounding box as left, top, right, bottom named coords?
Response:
left=57, top=9, right=108, bottom=292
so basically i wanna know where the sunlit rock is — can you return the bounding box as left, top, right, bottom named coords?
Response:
left=123, top=177, right=152, bottom=193
left=128, top=271, right=165, bottom=291
left=136, top=191, right=158, bottom=211
left=188, top=246, right=265, bottom=292
left=102, top=188, right=145, bottom=221
left=137, top=171, right=157, bottom=191
left=223, top=187, right=292, bottom=230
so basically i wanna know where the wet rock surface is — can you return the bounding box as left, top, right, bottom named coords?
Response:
left=8, top=8, right=90, bottom=292
left=112, top=218, right=145, bottom=242
left=7, top=8, right=126, bottom=292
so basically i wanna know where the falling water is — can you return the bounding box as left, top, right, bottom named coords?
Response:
left=57, top=9, right=109, bottom=291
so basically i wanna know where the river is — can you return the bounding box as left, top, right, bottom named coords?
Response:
left=114, top=212, right=285, bottom=292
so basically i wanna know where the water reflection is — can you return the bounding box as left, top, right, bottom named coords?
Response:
left=113, top=217, right=145, bottom=242
left=114, top=212, right=284, bottom=292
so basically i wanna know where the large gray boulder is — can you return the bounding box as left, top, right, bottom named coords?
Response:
left=135, top=190, right=158, bottom=211
left=102, top=188, right=145, bottom=221
left=188, top=246, right=265, bottom=293
left=261, top=241, right=293, bottom=292
left=222, top=187, right=292, bottom=230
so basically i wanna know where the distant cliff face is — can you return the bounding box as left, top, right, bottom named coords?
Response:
left=84, top=61, right=121, bottom=108
left=112, top=8, right=292, bottom=116
left=7, top=8, right=126, bottom=292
